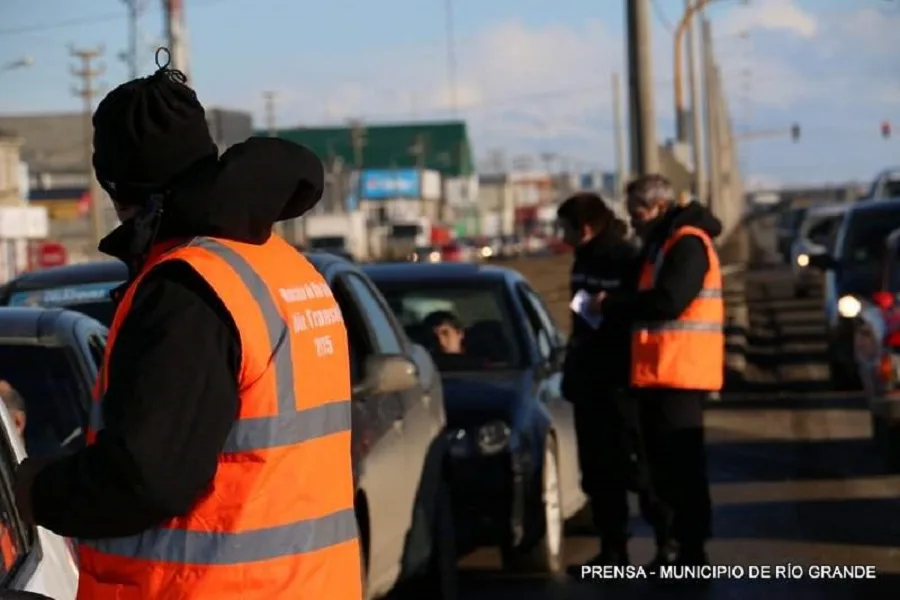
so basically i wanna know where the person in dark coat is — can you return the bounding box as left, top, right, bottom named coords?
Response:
left=556, top=192, right=641, bottom=570
left=600, top=175, right=722, bottom=569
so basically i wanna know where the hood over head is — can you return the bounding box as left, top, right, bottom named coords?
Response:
left=98, top=137, right=324, bottom=264
left=645, top=200, right=723, bottom=244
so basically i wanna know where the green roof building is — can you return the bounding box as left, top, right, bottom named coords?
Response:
left=263, top=121, right=474, bottom=178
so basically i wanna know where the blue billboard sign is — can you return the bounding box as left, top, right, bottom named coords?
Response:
left=359, top=169, right=421, bottom=200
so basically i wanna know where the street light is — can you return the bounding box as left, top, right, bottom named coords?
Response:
left=674, top=0, right=728, bottom=139
left=1, top=56, right=34, bottom=73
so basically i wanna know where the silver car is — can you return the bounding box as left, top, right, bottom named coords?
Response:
left=790, top=203, right=847, bottom=297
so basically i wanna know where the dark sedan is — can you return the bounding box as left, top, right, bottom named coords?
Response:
left=364, top=262, right=586, bottom=575
left=0, top=262, right=127, bottom=326
left=0, top=308, right=107, bottom=459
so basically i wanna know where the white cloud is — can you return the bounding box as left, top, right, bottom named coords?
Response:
left=719, top=0, right=818, bottom=38
left=266, top=1, right=890, bottom=175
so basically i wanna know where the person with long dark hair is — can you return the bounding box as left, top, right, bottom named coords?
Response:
left=556, top=192, right=641, bottom=570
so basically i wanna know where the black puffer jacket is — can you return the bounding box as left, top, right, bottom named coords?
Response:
left=562, top=219, right=638, bottom=399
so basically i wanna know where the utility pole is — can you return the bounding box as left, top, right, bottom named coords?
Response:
left=262, top=91, right=277, bottom=137
left=625, top=0, right=659, bottom=176
left=611, top=72, right=627, bottom=194
left=162, top=0, right=190, bottom=80
left=701, top=18, right=722, bottom=217
left=121, top=0, right=144, bottom=79
left=444, top=0, right=459, bottom=117
left=70, top=45, right=106, bottom=249
left=686, top=0, right=706, bottom=203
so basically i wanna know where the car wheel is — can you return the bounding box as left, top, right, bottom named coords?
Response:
left=829, top=359, right=860, bottom=391
left=501, top=437, right=565, bottom=575
left=416, top=476, right=459, bottom=599
left=885, top=423, right=900, bottom=473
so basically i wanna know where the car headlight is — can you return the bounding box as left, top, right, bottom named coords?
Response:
left=837, top=294, right=862, bottom=318
left=480, top=246, right=493, bottom=257
left=796, top=253, right=809, bottom=267
left=428, top=251, right=441, bottom=262
left=477, top=420, right=510, bottom=454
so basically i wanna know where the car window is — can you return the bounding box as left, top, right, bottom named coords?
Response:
left=0, top=420, right=31, bottom=585
left=516, top=288, right=553, bottom=361
left=519, top=284, right=564, bottom=348
left=332, top=273, right=403, bottom=384
left=374, top=281, right=525, bottom=371
left=87, top=334, right=106, bottom=370
left=8, top=281, right=120, bottom=327
left=806, top=218, right=834, bottom=244
left=841, top=208, right=900, bottom=265
left=342, top=274, right=403, bottom=355
left=0, top=345, right=87, bottom=458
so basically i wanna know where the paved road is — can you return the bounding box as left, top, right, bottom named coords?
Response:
left=446, top=266, right=900, bottom=599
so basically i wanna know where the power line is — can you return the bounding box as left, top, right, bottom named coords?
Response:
left=650, top=0, right=674, bottom=33
left=0, top=0, right=229, bottom=37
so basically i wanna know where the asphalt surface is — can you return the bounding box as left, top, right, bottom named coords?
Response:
left=442, top=264, right=900, bottom=599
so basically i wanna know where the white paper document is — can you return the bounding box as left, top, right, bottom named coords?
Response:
left=570, top=289, right=603, bottom=329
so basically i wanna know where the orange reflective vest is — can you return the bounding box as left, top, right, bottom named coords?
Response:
left=0, top=522, right=16, bottom=570
left=78, top=234, right=361, bottom=600
left=630, top=225, right=724, bottom=391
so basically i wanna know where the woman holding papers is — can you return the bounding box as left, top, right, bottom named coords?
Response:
left=556, top=192, right=642, bottom=573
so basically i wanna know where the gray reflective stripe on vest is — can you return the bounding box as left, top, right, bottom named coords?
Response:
left=697, top=289, right=722, bottom=298
left=192, top=237, right=297, bottom=415
left=224, top=399, right=351, bottom=453
left=81, top=507, right=358, bottom=564
left=633, top=320, right=723, bottom=333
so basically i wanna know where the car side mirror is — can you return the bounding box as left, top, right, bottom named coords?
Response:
left=353, top=354, right=418, bottom=396
left=808, top=253, right=838, bottom=271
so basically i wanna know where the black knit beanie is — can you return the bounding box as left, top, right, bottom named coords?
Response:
left=92, top=54, right=218, bottom=204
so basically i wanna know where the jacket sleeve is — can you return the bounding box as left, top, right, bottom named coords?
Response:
left=602, top=236, right=709, bottom=322
left=30, top=262, right=241, bottom=539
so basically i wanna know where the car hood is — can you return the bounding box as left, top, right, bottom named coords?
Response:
left=439, top=370, right=534, bottom=428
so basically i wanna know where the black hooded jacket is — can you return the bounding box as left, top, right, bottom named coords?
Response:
left=30, top=137, right=324, bottom=538
left=562, top=219, right=638, bottom=398
left=602, top=201, right=722, bottom=327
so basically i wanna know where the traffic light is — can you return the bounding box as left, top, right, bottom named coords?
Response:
left=882, top=120, right=892, bottom=140
left=790, top=123, right=801, bottom=142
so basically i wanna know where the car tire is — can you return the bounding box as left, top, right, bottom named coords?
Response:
left=501, top=437, right=565, bottom=575
left=829, top=359, right=860, bottom=391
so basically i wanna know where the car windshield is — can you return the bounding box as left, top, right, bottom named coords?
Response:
left=841, top=208, right=900, bottom=265
left=0, top=344, right=88, bottom=459
left=7, top=282, right=120, bottom=326
left=373, top=281, right=524, bottom=371
left=780, top=207, right=808, bottom=232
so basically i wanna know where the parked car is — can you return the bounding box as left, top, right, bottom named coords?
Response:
left=0, top=262, right=127, bottom=327
left=790, top=203, right=847, bottom=297
left=364, top=262, right=586, bottom=575
left=809, top=198, right=900, bottom=389
left=0, top=307, right=108, bottom=599
left=859, top=167, right=900, bottom=202
left=408, top=246, right=442, bottom=263
left=294, top=252, right=456, bottom=600
left=0, top=400, right=79, bottom=600
left=776, top=205, right=809, bottom=262
left=851, top=228, right=900, bottom=471
left=0, top=307, right=107, bottom=458
left=2, top=252, right=456, bottom=600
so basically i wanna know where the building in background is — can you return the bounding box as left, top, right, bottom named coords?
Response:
left=0, top=109, right=253, bottom=261
left=0, top=131, right=25, bottom=206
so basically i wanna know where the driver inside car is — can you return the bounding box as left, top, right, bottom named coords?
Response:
left=0, top=380, right=26, bottom=438
left=423, top=310, right=466, bottom=355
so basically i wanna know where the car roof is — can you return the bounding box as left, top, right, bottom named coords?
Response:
left=805, top=203, right=849, bottom=217
left=846, top=197, right=900, bottom=216
left=5, top=261, right=127, bottom=293
left=0, top=307, right=86, bottom=342
left=362, top=261, right=521, bottom=283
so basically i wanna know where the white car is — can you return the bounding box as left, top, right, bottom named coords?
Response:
left=0, top=401, right=78, bottom=600
left=790, top=203, right=847, bottom=297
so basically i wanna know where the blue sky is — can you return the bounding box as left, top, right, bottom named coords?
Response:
left=1, top=0, right=897, bottom=187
